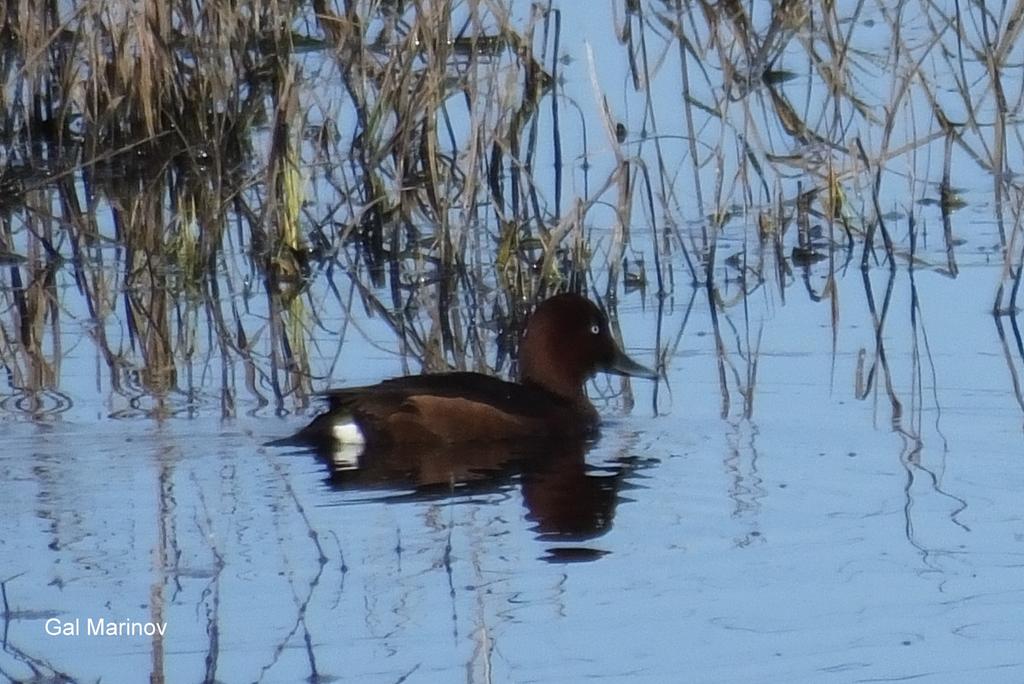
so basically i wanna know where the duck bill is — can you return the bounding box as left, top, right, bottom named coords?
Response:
left=602, top=348, right=658, bottom=380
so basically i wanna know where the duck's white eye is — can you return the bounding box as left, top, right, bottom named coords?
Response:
left=590, top=323, right=600, bottom=335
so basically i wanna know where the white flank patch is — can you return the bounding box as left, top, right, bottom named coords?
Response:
left=331, top=420, right=365, bottom=445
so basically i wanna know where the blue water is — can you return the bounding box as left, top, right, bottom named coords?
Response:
left=3, top=2, right=1024, bottom=682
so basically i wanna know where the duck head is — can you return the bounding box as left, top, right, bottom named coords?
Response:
left=518, top=293, right=658, bottom=401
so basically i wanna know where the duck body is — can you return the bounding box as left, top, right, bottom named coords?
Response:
left=271, top=293, right=656, bottom=449
left=286, top=371, right=596, bottom=448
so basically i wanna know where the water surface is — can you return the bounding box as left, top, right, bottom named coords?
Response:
left=3, top=1, right=1024, bottom=682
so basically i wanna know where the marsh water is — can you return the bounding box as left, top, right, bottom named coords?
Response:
left=3, top=2, right=1024, bottom=682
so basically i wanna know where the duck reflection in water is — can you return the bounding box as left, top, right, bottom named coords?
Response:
left=319, top=436, right=639, bottom=548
